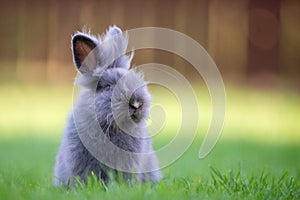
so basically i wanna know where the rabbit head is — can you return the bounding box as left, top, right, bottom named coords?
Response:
left=71, top=26, right=151, bottom=135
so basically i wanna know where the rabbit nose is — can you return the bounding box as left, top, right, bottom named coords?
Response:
left=129, top=98, right=143, bottom=110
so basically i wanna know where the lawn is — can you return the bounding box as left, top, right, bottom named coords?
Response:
left=0, top=83, right=299, bottom=199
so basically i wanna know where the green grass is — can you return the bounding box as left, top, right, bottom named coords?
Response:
left=0, top=137, right=299, bottom=199
left=0, top=83, right=300, bottom=199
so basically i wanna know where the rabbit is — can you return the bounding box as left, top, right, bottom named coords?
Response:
left=53, top=26, right=162, bottom=186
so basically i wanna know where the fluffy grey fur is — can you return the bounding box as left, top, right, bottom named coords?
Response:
left=53, top=26, right=162, bottom=186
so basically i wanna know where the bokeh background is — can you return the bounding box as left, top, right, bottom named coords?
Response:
left=1, top=0, right=300, bottom=85
left=0, top=0, right=299, bottom=195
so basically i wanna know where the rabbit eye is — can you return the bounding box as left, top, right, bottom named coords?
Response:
left=103, top=85, right=112, bottom=91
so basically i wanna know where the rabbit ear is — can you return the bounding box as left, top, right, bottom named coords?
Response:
left=105, top=25, right=122, bottom=37
left=99, top=26, right=133, bottom=70
left=72, top=33, right=98, bottom=73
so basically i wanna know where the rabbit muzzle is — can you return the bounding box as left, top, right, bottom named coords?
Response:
left=129, top=97, right=144, bottom=123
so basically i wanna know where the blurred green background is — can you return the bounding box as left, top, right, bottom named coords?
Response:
left=0, top=0, right=299, bottom=197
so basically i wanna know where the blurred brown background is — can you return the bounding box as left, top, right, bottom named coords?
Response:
left=0, top=0, right=299, bottom=89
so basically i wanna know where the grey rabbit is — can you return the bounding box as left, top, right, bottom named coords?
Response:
left=53, top=26, right=162, bottom=186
